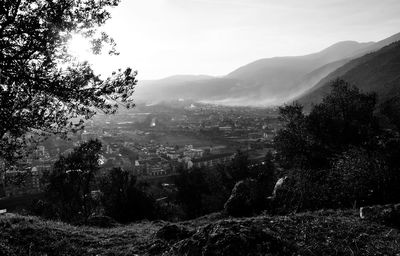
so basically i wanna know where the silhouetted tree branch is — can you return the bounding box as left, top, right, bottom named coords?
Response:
left=0, top=0, right=136, bottom=165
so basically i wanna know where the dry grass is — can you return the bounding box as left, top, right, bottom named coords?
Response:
left=1, top=210, right=399, bottom=256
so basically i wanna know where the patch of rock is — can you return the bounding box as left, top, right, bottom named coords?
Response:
left=224, top=179, right=259, bottom=217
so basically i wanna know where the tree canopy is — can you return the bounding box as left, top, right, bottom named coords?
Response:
left=0, top=0, right=136, bottom=163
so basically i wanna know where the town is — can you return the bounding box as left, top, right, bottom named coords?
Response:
left=0, top=101, right=282, bottom=198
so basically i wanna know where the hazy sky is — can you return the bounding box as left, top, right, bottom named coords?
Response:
left=69, top=0, right=400, bottom=80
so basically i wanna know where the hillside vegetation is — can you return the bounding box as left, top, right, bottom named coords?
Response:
left=1, top=210, right=399, bottom=256
left=298, top=41, right=400, bottom=107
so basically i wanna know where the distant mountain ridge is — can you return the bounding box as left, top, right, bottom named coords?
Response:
left=135, top=32, right=400, bottom=106
left=297, top=40, right=400, bottom=107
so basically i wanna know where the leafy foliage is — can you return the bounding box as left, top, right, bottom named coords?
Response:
left=0, top=0, right=136, bottom=164
left=275, top=80, right=379, bottom=170
left=274, top=103, right=312, bottom=169
left=307, top=80, right=378, bottom=152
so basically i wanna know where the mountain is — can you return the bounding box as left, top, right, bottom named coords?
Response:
left=227, top=41, right=373, bottom=82
left=135, top=41, right=372, bottom=105
left=352, top=32, right=400, bottom=57
left=134, top=32, right=400, bottom=106
left=222, top=41, right=375, bottom=104
left=134, top=75, right=215, bottom=103
left=297, top=40, right=400, bottom=107
left=283, top=58, right=351, bottom=102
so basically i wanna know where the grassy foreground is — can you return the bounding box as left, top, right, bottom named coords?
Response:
left=0, top=210, right=399, bottom=256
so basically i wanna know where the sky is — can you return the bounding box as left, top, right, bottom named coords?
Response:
left=68, top=0, right=400, bottom=80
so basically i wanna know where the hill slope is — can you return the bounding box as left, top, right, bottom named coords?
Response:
left=135, top=75, right=215, bottom=103
left=134, top=32, right=400, bottom=106
left=135, top=41, right=373, bottom=105
left=227, top=41, right=373, bottom=85
left=298, top=41, right=400, bottom=106
left=1, top=211, right=399, bottom=255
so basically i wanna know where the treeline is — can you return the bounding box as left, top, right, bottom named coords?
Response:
left=31, top=140, right=275, bottom=223
left=32, top=140, right=157, bottom=224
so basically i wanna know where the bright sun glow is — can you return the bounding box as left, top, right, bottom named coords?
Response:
left=67, top=34, right=91, bottom=60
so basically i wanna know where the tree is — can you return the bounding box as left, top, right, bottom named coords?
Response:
left=175, top=167, right=210, bottom=219
left=0, top=0, right=136, bottom=166
left=274, top=103, right=314, bottom=169
left=44, top=139, right=102, bottom=222
left=275, top=80, right=379, bottom=170
left=307, top=79, right=378, bottom=153
left=379, top=95, right=400, bottom=131
left=100, top=167, right=156, bottom=223
left=216, top=150, right=252, bottom=189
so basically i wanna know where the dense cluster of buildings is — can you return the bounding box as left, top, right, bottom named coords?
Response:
left=96, top=138, right=235, bottom=178
left=0, top=103, right=280, bottom=199
left=132, top=143, right=235, bottom=177
left=0, top=146, right=54, bottom=198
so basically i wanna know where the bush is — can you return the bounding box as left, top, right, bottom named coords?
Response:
left=328, top=148, right=388, bottom=208
left=273, top=147, right=396, bottom=213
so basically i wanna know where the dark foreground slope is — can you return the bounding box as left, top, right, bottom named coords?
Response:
left=1, top=210, right=399, bottom=256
